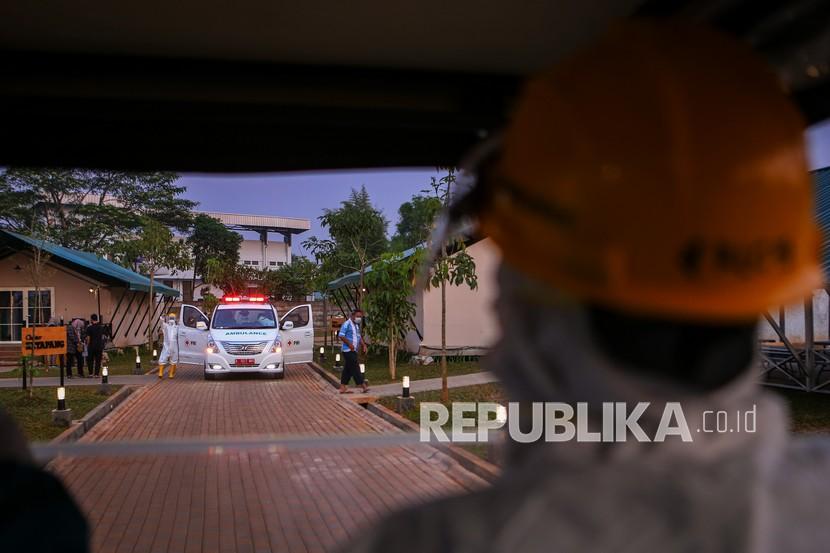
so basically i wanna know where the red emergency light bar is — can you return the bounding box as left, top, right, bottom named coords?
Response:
left=222, top=295, right=267, bottom=303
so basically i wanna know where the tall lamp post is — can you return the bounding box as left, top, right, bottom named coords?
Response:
left=88, top=286, right=101, bottom=322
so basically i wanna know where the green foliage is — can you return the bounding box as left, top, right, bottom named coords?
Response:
left=0, top=168, right=196, bottom=255
left=261, top=257, right=319, bottom=301
left=425, top=169, right=478, bottom=292
left=390, top=194, right=442, bottom=252
left=116, top=218, right=191, bottom=275
left=186, top=214, right=243, bottom=281
left=429, top=249, right=478, bottom=289
left=203, top=258, right=258, bottom=295
left=200, top=291, right=220, bottom=318
left=363, top=250, right=423, bottom=379
left=303, top=186, right=388, bottom=288
left=115, top=217, right=191, bottom=343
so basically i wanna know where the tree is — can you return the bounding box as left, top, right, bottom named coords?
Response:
left=0, top=169, right=196, bottom=256
left=116, top=218, right=191, bottom=346
left=186, top=214, right=242, bottom=299
left=363, top=250, right=422, bottom=380
left=303, top=186, right=388, bottom=306
left=20, top=221, right=55, bottom=394
left=425, top=169, right=478, bottom=403
left=203, top=258, right=258, bottom=296
left=390, top=194, right=442, bottom=252
left=261, top=257, right=319, bottom=301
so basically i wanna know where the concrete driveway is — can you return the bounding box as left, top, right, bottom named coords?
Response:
left=50, top=363, right=487, bottom=553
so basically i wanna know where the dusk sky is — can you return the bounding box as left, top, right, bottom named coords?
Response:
left=179, top=168, right=437, bottom=257
left=180, top=122, right=830, bottom=258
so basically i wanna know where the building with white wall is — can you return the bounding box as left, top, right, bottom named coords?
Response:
left=326, top=237, right=501, bottom=356
left=156, top=211, right=310, bottom=301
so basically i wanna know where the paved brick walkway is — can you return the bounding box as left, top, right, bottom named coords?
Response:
left=51, top=364, right=486, bottom=553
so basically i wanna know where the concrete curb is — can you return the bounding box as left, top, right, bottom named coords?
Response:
left=310, top=361, right=501, bottom=483
left=366, top=401, right=501, bottom=483
left=309, top=361, right=341, bottom=388
left=51, top=385, right=140, bottom=445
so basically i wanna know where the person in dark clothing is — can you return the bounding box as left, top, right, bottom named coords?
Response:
left=65, top=319, right=84, bottom=378
left=0, top=407, right=90, bottom=552
left=338, top=309, right=369, bottom=394
left=85, top=314, right=106, bottom=377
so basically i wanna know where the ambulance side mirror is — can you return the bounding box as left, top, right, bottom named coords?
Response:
left=282, top=321, right=294, bottom=330
left=196, top=321, right=208, bottom=331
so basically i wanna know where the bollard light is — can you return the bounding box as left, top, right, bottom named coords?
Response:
left=135, top=354, right=141, bottom=372
left=152, top=348, right=158, bottom=362
left=334, top=353, right=342, bottom=369
left=57, top=386, right=66, bottom=410
left=402, top=376, right=410, bottom=398
left=319, top=346, right=326, bottom=362
left=496, top=405, right=508, bottom=425
left=102, top=366, right=109, bottom=384
left=359, top=363, right=365, bottom=374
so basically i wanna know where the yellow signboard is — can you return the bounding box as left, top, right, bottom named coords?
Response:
left=21, top=326, right=67, bottom=356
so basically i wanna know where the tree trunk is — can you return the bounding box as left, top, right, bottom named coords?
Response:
left=389, top=328, right=396, bottom=381
left=147, top=271, right=155, bottom=349
left=440, top=278, right=448, bottom=403
left=190, top=259, right=198, bottom=303
left=358, top=266, right=365, bottom=308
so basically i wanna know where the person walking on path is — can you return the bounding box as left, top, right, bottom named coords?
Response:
left=338, top=309, right=369, bottom=394
left=84, top=314, right=105, bottom=378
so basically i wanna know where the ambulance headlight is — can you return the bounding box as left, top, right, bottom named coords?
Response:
left=271, top=340, right=282, bottom=354
left=206, top=336, right=217, bottom=354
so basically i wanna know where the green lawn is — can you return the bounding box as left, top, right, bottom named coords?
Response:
left=0, top=386, right=122, bottom=441
left=378, top=383, right=505, bottom=464
left=0, top=344, right=156, bottom=379
left=775, top=389, right=830, bottom=433
left=377, top=384, right=830, bottom=464
left=316, top=347, right=484, bottom=385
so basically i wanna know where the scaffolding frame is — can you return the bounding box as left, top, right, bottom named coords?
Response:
left=760, top=291, right=830, bottom=393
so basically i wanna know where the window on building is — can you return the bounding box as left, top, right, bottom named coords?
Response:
left=27, top=290, right=52, bottom=326
left=243, top=260, right=251, bottom=265
left=269, top=261, right=276, bottom=266
left=252, top=260, right=259, bottom=266
left=277, top=261, right=285, bottom=267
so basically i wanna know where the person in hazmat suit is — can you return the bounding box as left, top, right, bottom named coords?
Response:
left=342, top=20, right=829, bottom=553
left=158, top=313, right=179, bottom=379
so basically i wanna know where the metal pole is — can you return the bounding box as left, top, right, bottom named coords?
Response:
left=806, top=295, right=815, bottom=391
left=22, top=318, right=29, bottom=390
left=323, top=294, right=329, bottom=351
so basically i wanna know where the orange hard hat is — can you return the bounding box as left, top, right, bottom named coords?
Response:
left=479, top=20, right=822, bottom=321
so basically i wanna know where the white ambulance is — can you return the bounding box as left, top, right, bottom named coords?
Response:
left=172, top=295, right=314, bottom=380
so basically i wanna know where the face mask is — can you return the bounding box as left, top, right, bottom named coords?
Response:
left=354, top=317, right=362, bottom=324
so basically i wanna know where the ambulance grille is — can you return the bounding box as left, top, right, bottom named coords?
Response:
left=220, top=341, right=269, bottom=355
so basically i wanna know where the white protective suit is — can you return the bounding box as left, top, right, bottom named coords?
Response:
left=158, top=317, right=179, bottom=366
left=343, top=265, right=830, bottom=553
